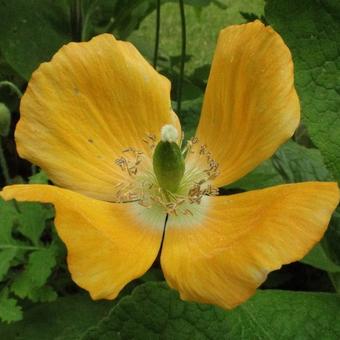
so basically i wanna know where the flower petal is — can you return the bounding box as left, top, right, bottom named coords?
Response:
left=161, top=182, right=339, bottom=309
left=1, top=185, right=164, bottom=300
left=191, top=21, right=300, bottom=187
left=18, top=34, right=178, bottom=201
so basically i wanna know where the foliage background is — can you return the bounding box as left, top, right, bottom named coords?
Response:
left=0, top=0, right=339, bottom=338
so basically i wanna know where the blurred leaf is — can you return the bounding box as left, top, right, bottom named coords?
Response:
left=177, top=97, right=202, bottom=139
left=180, top=81, right=203, bottom=101
left=0, top=294, right=112, bottom=338
left=82, top=282, right=340, bottom=339
left=28, top=170, right=49, bottom=185
left=0, top=0, right=70, bottom=79
left=190, top=63, right=210, bottom=84
left=0, top=55, right=24, bottom=111
left=11, top=246, right=57, bottom=299
left=0, top=288, right=22, bottom=323
left=165, top=0, right=227, bottom=8
left=265, top=0, right=340, bottom=182
left=83, top=0, right=156, bottom=40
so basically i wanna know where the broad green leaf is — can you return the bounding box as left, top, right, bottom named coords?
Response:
left=0, top=294, right=112, bottom=338
left=11, top=247, right=57, bottom=299
left=0, top=288, right=22, bottom=323
left=272, top=140, right=332, bottom=183
left=265, top=0, right=340, bottom=182
left=81, top=282, right=340, bottom=339
left=230, top=140, right=331, bottom=190
left=231, top=159, right=283, bottom=190
left=0, top=0, right=70, bottom=79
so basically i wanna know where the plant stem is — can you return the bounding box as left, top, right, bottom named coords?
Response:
left=70, top=0, right=83, bottom=42
left=0, top=244, right=41, bottom=251
left=177, top=0, right=186, bottom=116
left=0, top=81, right=22, bottom=98
left=0, top=139, right=10, bottom=184
left=153, top=0, right=161, bottom=68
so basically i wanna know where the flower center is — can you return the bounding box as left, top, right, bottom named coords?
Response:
left=113, top=125, right=220, bottom=216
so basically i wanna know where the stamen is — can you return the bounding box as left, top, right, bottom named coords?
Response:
left=143, top=133, right=156, bottom=150
left=113, top=134, right=220, bottom=216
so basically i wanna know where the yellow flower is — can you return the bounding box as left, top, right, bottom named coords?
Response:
left=1, top=21, right=339, bottom=309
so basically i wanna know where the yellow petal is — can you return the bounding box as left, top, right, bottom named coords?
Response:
left=161, top=182, right=339, bottom=309
left=191, top=21, right=300, bottom=187
left=18, top=34, right=179, bottom=201
left=1, top=185, right=164, bottom=300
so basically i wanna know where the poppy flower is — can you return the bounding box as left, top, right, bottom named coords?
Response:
left=1, top=21, right=339, bottom=309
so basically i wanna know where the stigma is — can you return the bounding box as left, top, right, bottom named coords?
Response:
left=160, top=124, right=179, bottom=143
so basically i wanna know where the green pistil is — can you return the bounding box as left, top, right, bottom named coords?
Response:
left=152, top=140, right=185, bottom=193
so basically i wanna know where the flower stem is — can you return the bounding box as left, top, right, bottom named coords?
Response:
left=153, top=0, right=161, bottom=68
left=176, top=0, right=186, bottom=116
left=0, top=81, right=22, bottom=98
left=0, top=139, right=10, bottom=184
left=70, top=0, right=83, bottom=42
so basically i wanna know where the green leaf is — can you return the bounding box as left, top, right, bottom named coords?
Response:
left=265, top=0, right=340, bottom=182
left=302, top=208, right=340, bottom=275
left=11, top=247, right=57, bottom=299
left=28, top=286, right=58, bottom=303
left=28, top=170, right=49, bottom=184
left=0, top=0, right=70, bottom=79
left=230, top=140, right=331, bottom=190
left=0, top=199, right=18, bottom=246
left=0, top=248, right=16, bottom=281
left=0, top=294, right=112, bottom=338
left=82, top=282, right=229, bottom=340
left=0, top=288, right=22, bottom=323
left=16, top=202, right=54, bottom=246
left=302, top=244, right=340, bottom=273
left=231, top=159, right=283, bottom=190
left=83, top=0, right=156, bottom=40
left=272, top=140, right=332, bottom=183
left=82, top=282, right=340, bottom=339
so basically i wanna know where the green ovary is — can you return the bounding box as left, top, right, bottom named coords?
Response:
left=152, top=140, right=185, bottom=193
